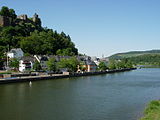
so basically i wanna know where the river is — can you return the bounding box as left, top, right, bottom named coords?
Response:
left=0, top=68, right=160, bottom=120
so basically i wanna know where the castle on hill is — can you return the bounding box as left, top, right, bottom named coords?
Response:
left=0, top=13, right=41, bottom=27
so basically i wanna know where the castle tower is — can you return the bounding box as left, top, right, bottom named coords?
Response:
left=33, top=13, right=38, bottom=22
left=0, top=15, right=10, bottom=27
left=32, top=13, right=41, bottom=27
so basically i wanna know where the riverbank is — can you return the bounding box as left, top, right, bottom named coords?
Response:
left=140, top=100, right=160, bottom=120
left=0, top=68, right=136, bottom=84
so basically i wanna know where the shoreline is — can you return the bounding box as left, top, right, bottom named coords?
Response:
left=140, top=100, right=160, bottom=120
left=0, top=68, right=136, bottom=84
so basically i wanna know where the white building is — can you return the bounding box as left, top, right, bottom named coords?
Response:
left=19, top=56, right=36, bottom=72
left=7, top=48, right=24, bottom=59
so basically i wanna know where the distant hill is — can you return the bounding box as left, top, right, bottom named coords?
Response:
left=109, top=50, right=160, bottom=66
left=109, top=50, right=160, bottom=59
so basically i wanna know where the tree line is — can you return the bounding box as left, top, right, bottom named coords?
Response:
left=98, top=58, right=133, bottom=71
left=127, top=54, right=160, bottom=66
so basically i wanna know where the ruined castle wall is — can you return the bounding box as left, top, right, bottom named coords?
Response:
left=0, top=13, right=41, bottom=27
left=0, top=15, right=11, bottom=27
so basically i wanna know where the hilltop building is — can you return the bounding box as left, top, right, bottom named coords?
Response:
left=0, top=13, right=41, bottom=27
left=17, top=14, right=28, bottom=21
left=0, top=15, right=11, bottom=26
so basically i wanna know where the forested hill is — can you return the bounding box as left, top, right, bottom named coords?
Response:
left=0, top=6, right=78, bottom=56
left=109, top=50, right=160, bottom=66
left=109, top=50, right=160, bottom=59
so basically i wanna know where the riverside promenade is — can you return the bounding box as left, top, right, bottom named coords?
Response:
left=0, top=68, right=136, bottom=84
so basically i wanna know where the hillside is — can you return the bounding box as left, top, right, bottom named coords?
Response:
left=109, top=50, right=160, bottom=66
left=109, top=50, right=160, bottom=59
left=0, top=6, right=78, bottom=56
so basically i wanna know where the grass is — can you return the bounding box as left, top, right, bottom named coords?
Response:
left=140, top=100, right=160, bottom=120
left=0, top=71, right=12, bottom=74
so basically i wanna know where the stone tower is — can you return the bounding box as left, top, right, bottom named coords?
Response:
left=32, top=13, right=41, bottom=27
left=0, top=15, right=10, bottom=27
left=33, top=13, right=38, bottom=22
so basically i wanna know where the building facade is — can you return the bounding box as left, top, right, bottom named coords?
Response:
left=19, top=56, right=36, bottom=72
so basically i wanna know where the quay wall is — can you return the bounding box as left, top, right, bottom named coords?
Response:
left=0, top=68, right=136, bottom=84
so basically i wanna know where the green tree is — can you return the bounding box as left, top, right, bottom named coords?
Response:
left=9, top=9, right=16, bottom=19
left=56, top=48, right=75, bottom=56
left=108, top=58, right=133, bottom=69
left=0, top=6, right=10, bottom=16
left=0, top=6, right=16, bottom=19
left=125, top=60, right=133, bottom=68
left=58, top=57, right=79, bottom=72
left=116, top=60, right=125, bottom=69
left=9, top=58, right=19, bottom=70
left=33, top=61, right=41, bottom=71
left=0, top=48, right=5, bottom=69
left=98, top=62, right=107, bottom=71
left=68, top=57, right=79, bottom=72
left=47, top=58, right=57, bottom=72
left=108, top=60, right=116, bottom=70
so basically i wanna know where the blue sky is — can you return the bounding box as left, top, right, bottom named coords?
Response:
left=1, top=0, right=160, bottom=57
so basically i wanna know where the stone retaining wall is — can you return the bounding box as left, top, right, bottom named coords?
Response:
left=0, top=68, right=136, bottom=84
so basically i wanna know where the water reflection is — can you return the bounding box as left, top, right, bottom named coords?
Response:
left=0, top=68, right=160, bottom=120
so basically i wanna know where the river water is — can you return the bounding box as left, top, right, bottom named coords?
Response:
left=0, top=68, right=160, bottom=120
